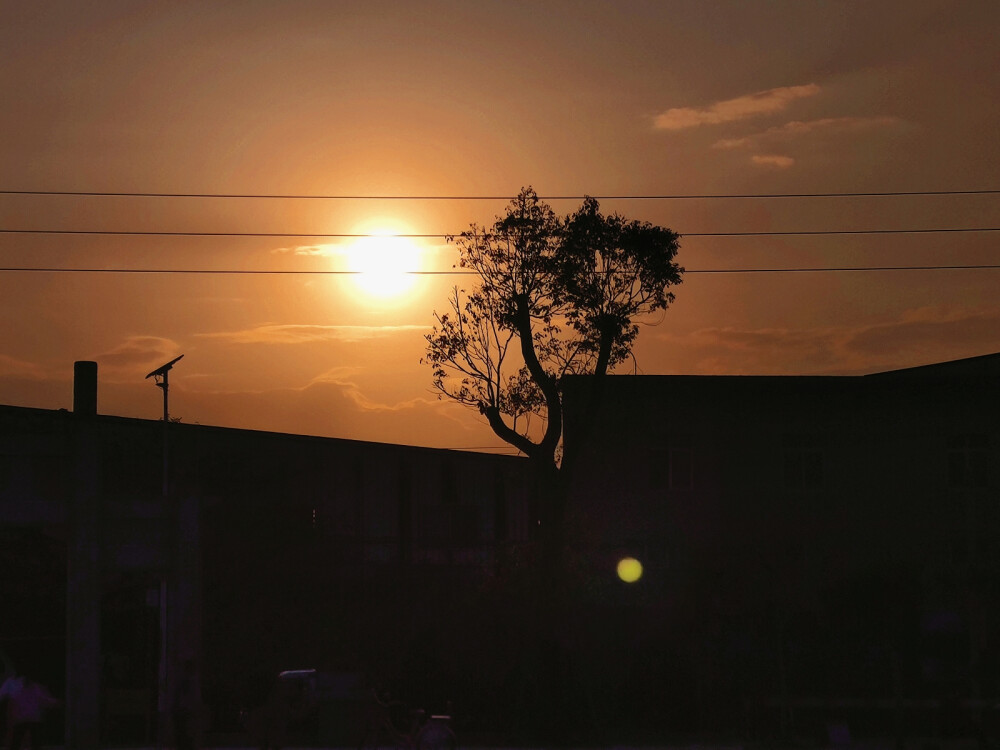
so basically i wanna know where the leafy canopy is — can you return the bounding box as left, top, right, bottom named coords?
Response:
left=423, top=187, right=682, bottom=465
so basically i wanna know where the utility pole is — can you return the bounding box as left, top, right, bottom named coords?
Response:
left=147, top=355, right=183, bottom=495
left=145, top=355, right=183, bottom=750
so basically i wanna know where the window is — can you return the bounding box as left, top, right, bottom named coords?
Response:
left=783, top=435, right=824, bottom=489
left=947, top=434, right=989, bottom=488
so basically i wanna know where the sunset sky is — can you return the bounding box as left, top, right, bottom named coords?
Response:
left=2, top=1, right=999, bottom=453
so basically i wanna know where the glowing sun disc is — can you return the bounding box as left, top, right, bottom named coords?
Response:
left=347, top=233, right=420, bottom=298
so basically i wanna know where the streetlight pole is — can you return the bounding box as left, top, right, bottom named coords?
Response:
left=146, top=355, right=183, bottom=496
left=145, top=355, right=183, bottom=750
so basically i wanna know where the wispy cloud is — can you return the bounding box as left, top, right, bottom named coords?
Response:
left=176, top=374, right=482, bottom=446
left=271, top=243, right=342, bottom=257
left=713, top=116, right=899, bottom=149
left=846, top=306, right=1000, bottom=356
left=751, top=154, right=795, bottom=169
left=332, top=382, right=432, bottom=414
left=197, top=323, right=429, bottom=344
left=0, top=354, right=49, bottom=380
left=653, top=306, right=1000, bottom=376
left=308, top=366, right=363, bottom=383
left=96, top=336, right=181, bottom=371
left=188, top=369, right=428, bottom=415
left=653, top=83, right=820, bottom=130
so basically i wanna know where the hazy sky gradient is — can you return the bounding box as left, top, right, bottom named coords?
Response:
left=2, top=0, right=999, bottom=452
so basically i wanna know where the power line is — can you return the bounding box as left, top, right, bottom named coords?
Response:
left=450, top=446, right=523, bottom=453
left=2, top=189, right=999, bottom=200
left=688, top=265, right=1000, bottom=273
left=2, top=227, right=998, bottom=238
left=3, top=265, right=998, bottom=275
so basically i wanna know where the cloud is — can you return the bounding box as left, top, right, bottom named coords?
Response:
left=197, top=323, right=429, bottom=344
left=163, top=375, right=490, bottom=448
left=308, top=366, right=363, bottom=383
left=652, top=306, right=1000, bottom=376
left=667, top=326, right=845, bottom=374
left=751, top=154, right=795, bottom=169
left=713, top=116, right=899, bottom=149
left=653, top=83, right=820, bottom=130
left=315, top=377, right=428, bottom=413
left=305, top=369, right=409, bottom=412
left=95, top=336, right=181, bottom=372
left=846, top=306, right=1000, bottom=356
left=0, top=354, right=49, bottom=380
left=271, top=243, right=340, bottom=257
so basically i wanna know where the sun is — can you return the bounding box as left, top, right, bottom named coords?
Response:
left=345, top=232, right=421, bottom=300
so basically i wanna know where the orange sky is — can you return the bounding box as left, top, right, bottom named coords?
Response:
left=2, top=1, right=999, bottom=453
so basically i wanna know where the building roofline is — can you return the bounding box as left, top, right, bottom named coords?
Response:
left=0, top=403, right=526, bottom=462
left=560, top=351, right=1000, bottom=383
left=863, top=351, right=1000, bottom=377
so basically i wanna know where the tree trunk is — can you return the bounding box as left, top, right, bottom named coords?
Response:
left=521, top=460, right=573, bottom=740
left=529, top=460, right=567, bottom=598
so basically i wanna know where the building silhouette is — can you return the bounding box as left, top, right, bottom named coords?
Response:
left=0, top=363, right=532, bottom=749
left=561, top=352, right=999, bottom=738
left=3, top=353, right=998, bottom=745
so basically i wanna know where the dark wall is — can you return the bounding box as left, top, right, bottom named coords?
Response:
left=0, top=527, right=67, bottom=744
left=560, top=370, right=1000, bottom=739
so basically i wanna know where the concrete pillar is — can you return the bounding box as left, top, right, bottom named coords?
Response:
left=166, top=492, right=202, bottom=744
left=65, top=417, right=101, bottom=750
left=73, top=361, right=98, bottom=416
left=174, top=492, right=202, bottom=667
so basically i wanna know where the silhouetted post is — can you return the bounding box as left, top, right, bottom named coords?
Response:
left=892, top=646, right=904, bottom=750
left=777, top=614, right=790, bottom=740
left=73, top=360, right=98, bottom=416
left=146, top=355, right=184, bottom=750
left=66, top=362, right=101, bottom=750
left=146, top=355, right=183, bottom=496
left=172, top=491, right=204, bottom=748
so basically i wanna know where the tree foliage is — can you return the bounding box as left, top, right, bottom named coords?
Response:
left=423, top=187, right=683, bottom=468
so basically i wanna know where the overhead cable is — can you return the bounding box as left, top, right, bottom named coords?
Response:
left=3, top=265, right=998, bottom=275
left=2, top=227, right=998, bottom=238
left=1, top=189, right=999, bottom=200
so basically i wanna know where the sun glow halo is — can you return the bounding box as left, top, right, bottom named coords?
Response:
left=346, top=232, right=421, bottom=300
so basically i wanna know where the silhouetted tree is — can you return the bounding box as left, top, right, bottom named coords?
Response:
left=423, top=187, right=683, bottom=575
